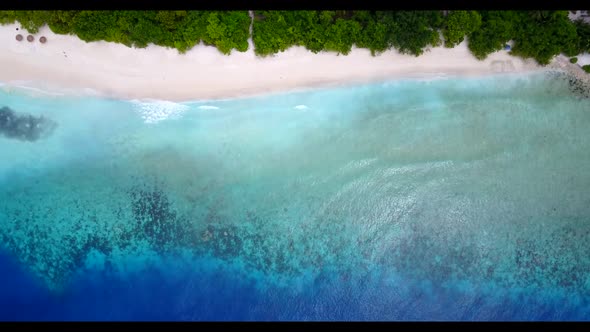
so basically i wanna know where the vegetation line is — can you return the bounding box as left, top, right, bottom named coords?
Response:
left=1, top=10, right=589, bottom=66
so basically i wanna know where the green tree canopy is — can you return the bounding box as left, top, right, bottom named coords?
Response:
left=443, top=10, right=482, bottom=48
left=1, top=10, right=589, bottom=68
left=0, top=10, right=250, bottom=55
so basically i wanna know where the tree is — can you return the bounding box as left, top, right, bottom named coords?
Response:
left=0, top=11, right=16, bottom=24
left=14, top=10, right=51, bottom=33
left=443, top=11, right=482, bottom=47
left=46, top=10, right=79, bottom=34
left=1, top=10, right=588, bottom=65
left=468, top=11, right=516, bottom=60
left=574, top=19, right=590, bottom=54
left=387, top=11, right=444, bottom=56
left=511, top=11, right=579, bottom=65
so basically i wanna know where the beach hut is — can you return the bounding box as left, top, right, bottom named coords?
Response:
left=15, top=34, right=23, bottom=41
left=27, top=35, right=34, bottom=42
left=40, top=36, right=47, bottom=44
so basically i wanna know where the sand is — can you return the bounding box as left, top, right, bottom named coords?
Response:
left=0, top=23, right=545, bottom=101
left=550, top=54, right=590, bottom=84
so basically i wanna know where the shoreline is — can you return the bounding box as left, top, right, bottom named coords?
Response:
left=1, top=70, right=555, bottom=104
left=0, top=23, right=557, bottom=102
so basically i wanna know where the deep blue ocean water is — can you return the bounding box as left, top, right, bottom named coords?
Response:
left=1, top=72, right=590, bottom=320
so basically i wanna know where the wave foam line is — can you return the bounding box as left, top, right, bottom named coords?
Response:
left=198, top=105, right=220, bottom=110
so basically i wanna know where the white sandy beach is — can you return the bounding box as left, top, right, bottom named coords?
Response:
left=0, top=23, right=546, bottom=101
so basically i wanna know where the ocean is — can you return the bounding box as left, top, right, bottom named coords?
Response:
left=1, top=72, right=590, bottom=321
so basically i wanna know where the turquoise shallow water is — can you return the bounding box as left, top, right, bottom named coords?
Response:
left=1, top=72, right=590, bottom=320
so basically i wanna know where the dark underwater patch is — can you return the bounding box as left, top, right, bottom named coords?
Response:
left=0, top=106, right=57, bottom=142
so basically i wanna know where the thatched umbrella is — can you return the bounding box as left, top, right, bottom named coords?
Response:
left=16, top=34, right=23, bottom=41
left=27, top=35, right=34, bottom=42
left=40, top=36, right=47, bottom=44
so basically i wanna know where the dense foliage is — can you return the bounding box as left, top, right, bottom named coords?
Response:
left=443, top=11, right=481, bottom=48
left=253, top=11, right=443, bottom=56
left=509, top=11, right=580, bottom=65
left=1, top=10, right=590, bottom=66
left=574, top=19, right=590, bottom=54
left=0, top=10, right=250, bottom=54
left=570, top=57, right=578, bottom=63
left=468, top=11, right=586, bottom=65
left=584, top=65, right=590, bottom=73
left=467, top=11, right=518, bottom=60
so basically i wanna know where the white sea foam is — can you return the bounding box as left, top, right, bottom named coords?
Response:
left=294, top=105, right=309, bottom=110
left=197, top=105, right=220, bottom=110
left=12, top=85, right=67, bottom=97
left=131, top=99, right=190, bottom=124
left=0, top=81, right=86, bottom=97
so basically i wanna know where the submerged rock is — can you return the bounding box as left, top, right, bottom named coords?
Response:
left=0, top=106, right=57, bottom=142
